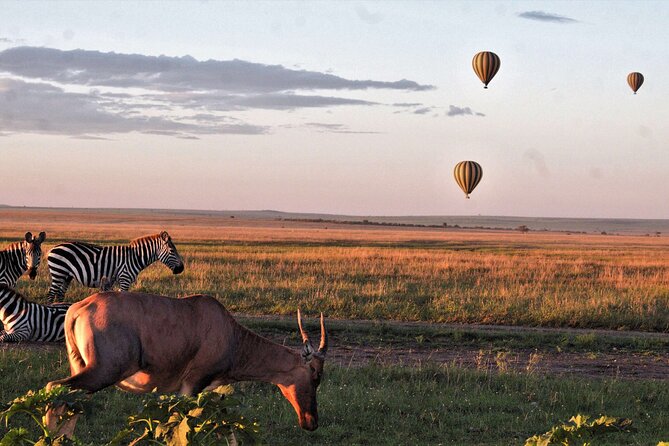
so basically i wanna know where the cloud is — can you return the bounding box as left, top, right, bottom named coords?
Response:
left=304, top=122, right=380, bottom=134
left=524, top=149, right=550, bottom=177
left=355, top=5, right=384, bottom=24
left=392, top=102, right=423, bottom=107
left=0, top=79, right=266, bottom=136
left=0, top=47, right=433, bottom=93
left=70, top=135, right=113, bottom=140
left=0, top=37, right=25, bottom=44
left=413, top=107, right=432, bottom=115
left=446, top=105, right=485, bottom=117
left=517, top=11, right=578, bottom=23
left=0, top=47, right=433, bottom=137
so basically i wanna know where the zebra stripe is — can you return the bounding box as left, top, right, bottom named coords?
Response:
left=47, top=231, right=184, bottom=301
left=0, top=232, right=46, bottom=288
left=0, top=285, right=70, bottom=342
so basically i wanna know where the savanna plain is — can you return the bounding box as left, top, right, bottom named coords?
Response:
left=0, top=208, right=667, bottom=445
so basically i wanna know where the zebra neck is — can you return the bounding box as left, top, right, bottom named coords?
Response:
left=1, top=244, right=26, bottom=271
left=131, top=238, right=159, bottom=270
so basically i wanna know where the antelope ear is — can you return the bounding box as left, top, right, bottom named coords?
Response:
left=160, top=231, right=170, bottom=241
left=37, top=232, right=46, bottom=243
left=25, top=232, right=33, bottom=242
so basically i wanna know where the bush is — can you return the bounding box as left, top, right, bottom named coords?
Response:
left=1, top=385, right=260, bottom=446
left=525, top=414, right=635, bottom=445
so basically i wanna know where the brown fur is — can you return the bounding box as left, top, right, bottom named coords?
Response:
left=46, top=292, right=326, bottom=436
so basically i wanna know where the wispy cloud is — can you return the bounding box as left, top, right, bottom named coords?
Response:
left=524, top=149, right=550, bottom=177
left=0, top=37, right=25, bottom=44
left=304, top=122, right=380, bottom=134
left=446, top=105, right=485, bottom=117
left=0, top=47, right=432, bottom=137
left=70, top=135, right=113, bottom=140
left=517, top=11, right=578, bottom=24
left=392, top=102, right=423, bottom=107
left=0, top=79, right=267, bottom=136
left=355, top=5, right=384, bottom=24
left=0, top=47, right=433, bottom=93
left=413, top=107, right=432, bottom=115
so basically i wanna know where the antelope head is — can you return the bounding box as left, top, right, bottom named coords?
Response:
left=277, top=310, right=328, bottom=431
left=24, top=231, right=46, bottom=280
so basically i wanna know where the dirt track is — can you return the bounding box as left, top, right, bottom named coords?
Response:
left=4, top=323, right=668, bottom=381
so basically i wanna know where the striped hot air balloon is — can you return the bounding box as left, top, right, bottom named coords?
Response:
left=627, top=72, right=644, bottom=94
left=472, top=51, right=500, bottom=89
left=454, top=161, right=483, bottom=199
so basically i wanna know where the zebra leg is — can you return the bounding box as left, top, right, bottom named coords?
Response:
left=0, top=328, right=30, bottom=342
left=117, top=274, right=135, bottom=292
left=48, top=276, right=73, bottom=302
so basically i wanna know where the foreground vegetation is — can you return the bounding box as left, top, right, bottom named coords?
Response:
left=0, top=348, right=667, bottom=445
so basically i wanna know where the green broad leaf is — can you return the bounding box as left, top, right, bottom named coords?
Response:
left=0, top=427, right=31, bottom=446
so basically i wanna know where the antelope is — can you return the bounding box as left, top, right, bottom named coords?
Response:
left=45, top=291, right=327, bottom=436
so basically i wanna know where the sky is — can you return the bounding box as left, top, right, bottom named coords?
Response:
left=0, top=1, right=667, bottom=218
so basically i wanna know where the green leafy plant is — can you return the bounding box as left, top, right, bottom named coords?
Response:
left=0, top=385, right=88, bottom=445
left=525, top=414, right=635, bottom=446
left=109, top=385, right=259, bottom=446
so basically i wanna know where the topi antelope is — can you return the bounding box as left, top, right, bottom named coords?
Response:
left=46, top=291, right=327, bottom=436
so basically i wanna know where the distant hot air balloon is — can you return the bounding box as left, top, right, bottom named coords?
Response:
left=472, top=51, right=500, bottom=89
left=454, top=161, right=483, bottom=199
left=627, top=72, right=644, bottom=94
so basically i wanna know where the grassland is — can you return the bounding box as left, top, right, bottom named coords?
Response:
left=4, top=208, right=668, bottom=332
left=1, top=348, right=668, bottom=445
left=0, top=208, right=668, bottom=444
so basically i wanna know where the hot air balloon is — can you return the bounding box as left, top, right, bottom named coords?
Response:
left=472, top=51, right=500, bottom=89
left=627, top=72, right=644, bottom=94
left=454, top=161, right=483, bottom=199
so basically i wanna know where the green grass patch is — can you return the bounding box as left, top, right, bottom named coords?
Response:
left=1, top=348, right=667, bottom=445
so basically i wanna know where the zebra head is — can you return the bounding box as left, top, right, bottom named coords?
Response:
left=157, top=231, right=184, bottom=274
left=24, top=231, right=46, bottom=280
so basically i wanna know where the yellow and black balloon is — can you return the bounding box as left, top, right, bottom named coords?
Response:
left=627, top=72, right=644, bottom=94
left=472, top=51, right=500, bottom=89
left=454, top=161, right=483, bottom=199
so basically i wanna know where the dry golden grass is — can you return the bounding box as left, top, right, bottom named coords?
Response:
left=3, top=208, right=669, bottom=331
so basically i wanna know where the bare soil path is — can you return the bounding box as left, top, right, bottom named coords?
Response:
left=4, top=318, right=667, bottom=381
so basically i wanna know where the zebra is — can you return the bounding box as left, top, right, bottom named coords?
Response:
left=47, top=231, right=184, bottom=301
left=0, top=232, right=46, bottom=287
left=0, top=285, right=70, bottom=342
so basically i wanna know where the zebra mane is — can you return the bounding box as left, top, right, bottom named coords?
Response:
left=1, top=242, right=24, bottom=253
left=129, top=233, right=163, bottom=247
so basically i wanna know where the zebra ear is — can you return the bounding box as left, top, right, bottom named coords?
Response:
left=36, top=232, right=46, bottom=243
left=25, top=232, right=33, bottom=242
left=160, top=231, right=170, bottom=241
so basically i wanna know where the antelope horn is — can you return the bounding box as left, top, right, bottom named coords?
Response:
left=297, top=309, right=314, bottom=358
left=318, top=312, right=328, bottom=355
